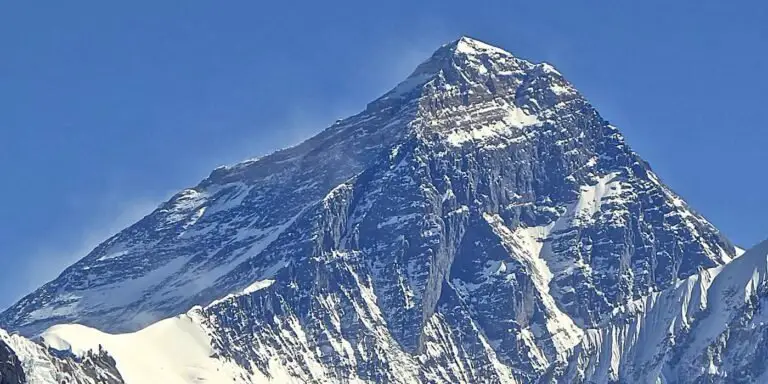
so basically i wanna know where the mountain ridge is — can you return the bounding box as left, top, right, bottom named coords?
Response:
left=0, top=36, right=748, bottom=384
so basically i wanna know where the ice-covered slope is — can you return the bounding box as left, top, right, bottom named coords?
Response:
left=39, top=309, right=261, bottom=384
left=0, top=327, right=123, bottom=384
left=1, top=36, right=740, bottom=383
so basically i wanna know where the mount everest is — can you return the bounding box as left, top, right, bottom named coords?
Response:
left=0, top=37, right=763, bottom=384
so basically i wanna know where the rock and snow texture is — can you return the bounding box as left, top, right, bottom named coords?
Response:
left=0, top=337, right=25, bottom=384
left=0, top=328, right=123, bottom=384
left=555, top=238, right=768, bottom=383
left=0, top=36, right=745, bottom=383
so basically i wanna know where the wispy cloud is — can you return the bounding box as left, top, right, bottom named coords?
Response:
left=205, top=32, right=450, bottom=169
left=3, top=197, right=161, bottom=310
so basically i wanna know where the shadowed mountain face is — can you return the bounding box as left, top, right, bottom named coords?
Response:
left=0, top=37, right=740, bottom=383
left=0, top=340, right=25, bottom=384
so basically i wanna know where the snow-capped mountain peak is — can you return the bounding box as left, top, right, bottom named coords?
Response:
left=0, top=36, right=745, bottom=384
left=374, top=35, right=569, bottom=107
left=453, top=35, right=511, bottom=54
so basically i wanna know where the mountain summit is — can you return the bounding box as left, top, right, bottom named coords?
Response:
left=0, top=37, right=742, bottom=383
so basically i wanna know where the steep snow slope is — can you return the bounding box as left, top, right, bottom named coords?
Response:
left=0, top=328, right=123, bottom=384
left=40, top=309, right=262, bottom=384
left=1, top=36, right=740, bottom=383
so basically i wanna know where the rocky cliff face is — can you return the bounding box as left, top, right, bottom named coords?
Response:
left=553, top=238, right=768, bottom=384
left=0, top=37, right=743, bottom=383
left=0, top=339, right=25, bottom=384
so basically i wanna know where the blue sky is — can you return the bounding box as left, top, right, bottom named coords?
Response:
left=1, top=1, right=766, bottom=309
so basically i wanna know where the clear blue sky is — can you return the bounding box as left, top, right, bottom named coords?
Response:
left=1, top=1, right=766, bottom=309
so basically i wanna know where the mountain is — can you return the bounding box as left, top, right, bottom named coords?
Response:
left=18, top=236, right=767, bottom=384
left=0, top=36, right=745, bottom=383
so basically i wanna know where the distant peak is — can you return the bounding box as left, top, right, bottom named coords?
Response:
left=448, top=36, right=512, bottom=57
left=369, top=37, right=529, bottom=106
